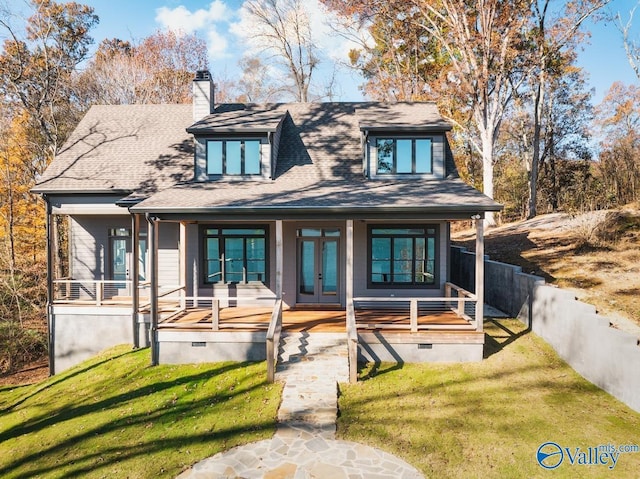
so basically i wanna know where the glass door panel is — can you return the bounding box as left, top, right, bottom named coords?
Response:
left=110, top=237, right=130, bottom=281
left=321, top=239, right=338, bottom=297
left=298, top=239, right=316, bottom=297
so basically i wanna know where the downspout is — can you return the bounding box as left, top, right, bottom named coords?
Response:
left=146, top=213, right=159, bottom=365
left=44, top=194, right=55, bottom=376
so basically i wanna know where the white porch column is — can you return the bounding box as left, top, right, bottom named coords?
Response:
left=179, top=222, right=187, bottom=309
left=148, top=215, right=159, bottom=365
left=275, top=220, right=283, bottom=299
left=131, top=213, right=140, bottom=348
left=346, top=219, right=354, bottom=304
left=474, top=215, right=484, bottom=332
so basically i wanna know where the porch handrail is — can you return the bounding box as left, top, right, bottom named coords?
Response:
left=52, top=279, right=133, bottom=306
left=346, top=299, right=358, bottom=383
left=353, top=283, right=478, bottom=331
left=266, top=298, right=283, bottom=383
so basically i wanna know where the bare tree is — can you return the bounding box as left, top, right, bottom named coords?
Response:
left=237, top=56, right=286, bottom=102
left=242, top=0, right=319, bottom=102
left=618, top=3, right=640, bottom=80
left=526, top=0, right=609, bottom=219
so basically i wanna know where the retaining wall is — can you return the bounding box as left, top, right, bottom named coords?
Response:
left=451, top=245, right=640, bottom=413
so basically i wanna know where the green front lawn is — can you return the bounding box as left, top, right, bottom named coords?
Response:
left=0, top=347, right=281, bottom=478
left=338, top=319, right=640, bottom=478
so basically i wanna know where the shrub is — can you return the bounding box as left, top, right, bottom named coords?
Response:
left=0, top=321, right=47, bottom=374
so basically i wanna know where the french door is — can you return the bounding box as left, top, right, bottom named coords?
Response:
left=296, top=237, right=339, bottom=304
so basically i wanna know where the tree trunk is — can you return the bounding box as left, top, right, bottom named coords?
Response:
left=528, top=74, right=545, bottom=219
left=480, top=130, right=496, bottom=227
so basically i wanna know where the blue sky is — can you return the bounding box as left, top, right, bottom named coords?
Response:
left=6, top=0, right=640, bottom=103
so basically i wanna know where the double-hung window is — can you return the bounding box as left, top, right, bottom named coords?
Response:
left=207, top=139, right=261, bottom=175
left=376, top=138, right=432, bottom=174
left=203, top=227, right=267, bottom=284
left=369, top=226, right=437, bottom=287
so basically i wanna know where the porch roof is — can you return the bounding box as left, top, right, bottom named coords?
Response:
left=130, top=176, right=501, bottom=219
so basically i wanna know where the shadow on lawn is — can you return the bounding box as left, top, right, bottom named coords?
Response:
left=483, top=318, right=531, bottom=359
left=356, top=318, right=532, bottom=380
left=0, top=359, right=274, bottom=478
left=0, top=348, right=137, bottom=414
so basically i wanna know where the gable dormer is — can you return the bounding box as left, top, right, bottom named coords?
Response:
left=356, top=103, right=452, bottom=180
left=187, top=72, right=286, bottom=181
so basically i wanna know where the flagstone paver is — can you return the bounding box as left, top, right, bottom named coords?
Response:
left=177, top=331, right=424, bottom=479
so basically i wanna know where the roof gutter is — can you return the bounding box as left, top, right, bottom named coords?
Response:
left=129, top=203, right=502, bottom=222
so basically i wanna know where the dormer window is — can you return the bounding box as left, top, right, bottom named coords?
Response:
left=207, top=139, right=262, bottom=175
left=376, top=138, right=433, bottom=174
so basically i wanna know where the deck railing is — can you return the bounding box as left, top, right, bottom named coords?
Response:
left=53, top=279, right=133, bottom=306
left=346, top=299, right=358, bottom=383
left=266, top=298, right=283, bottom=383
left=353, top=282, right=478, bottom=332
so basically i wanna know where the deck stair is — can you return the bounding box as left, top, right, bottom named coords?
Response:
left=275, top=332, right=349, bottom=439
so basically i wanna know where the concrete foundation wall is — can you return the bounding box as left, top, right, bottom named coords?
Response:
left=451, top=245, right=640, bottom=413
left=52, top=306, right=135, bottom=373
left=157, top=331, right=267, bottom=363
left=358, top=333, right=483, bottom=363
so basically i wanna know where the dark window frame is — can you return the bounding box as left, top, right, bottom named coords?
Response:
left=206, top=138, right=263, bottom=176
left=367, top=224, right=439, bottom=289
left=200, top=225, right=270, bottom=286
left=374, top=137, right=434, bottom=175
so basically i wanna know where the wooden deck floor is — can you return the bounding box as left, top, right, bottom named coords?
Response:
left=159, top=306, right=470, bottom=333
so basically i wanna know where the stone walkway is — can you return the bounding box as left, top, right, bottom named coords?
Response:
left=177, top=331, right=423, bottom=479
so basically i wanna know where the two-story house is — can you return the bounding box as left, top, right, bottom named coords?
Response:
left=33, top=70, right=501, bottom=378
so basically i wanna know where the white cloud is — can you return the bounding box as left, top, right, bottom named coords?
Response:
left=207, top=28, right=229, bottom=60
left=155, top=1, right=233, bottom=59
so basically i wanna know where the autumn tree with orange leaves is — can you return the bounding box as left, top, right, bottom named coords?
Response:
left=0, top=0, right=98, bottom=373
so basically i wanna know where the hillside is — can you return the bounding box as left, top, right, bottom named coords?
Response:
left=453, top=205, right=640, bottom=331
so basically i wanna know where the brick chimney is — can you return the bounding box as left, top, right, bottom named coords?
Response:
left=192, top=70, right=214, bottom=122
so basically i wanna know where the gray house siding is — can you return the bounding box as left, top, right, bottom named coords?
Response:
left=70, top=215, right=130, bottom=280
left=157, top=222, right=179, bottom=286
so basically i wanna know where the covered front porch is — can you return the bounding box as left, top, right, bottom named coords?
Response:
left=140, top=214, right=486, bottom=382
left=46, top=211, right=488, bottom=380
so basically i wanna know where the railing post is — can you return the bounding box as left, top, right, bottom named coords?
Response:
left=266, top=338, right=275, bottom=382
left=410, top=299, right=418, bottom=333
left=267, top=298, right=282, bottom=383
left=212, top=298, right=219, bottom=331
left=96, top=282, right=103, bottom=306
left=457, top=289, right=465, bottom=317
left=474, top=215, right=485, bottom=332
left=179, top=222, right=187, bottom=310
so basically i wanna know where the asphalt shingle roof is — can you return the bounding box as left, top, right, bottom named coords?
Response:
left=34, top=101, right=501, bottom=214
left=33, top=104, right=194, bottom=194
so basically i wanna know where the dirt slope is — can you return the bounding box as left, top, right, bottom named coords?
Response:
left=453, top=206, right=640, bottom=330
